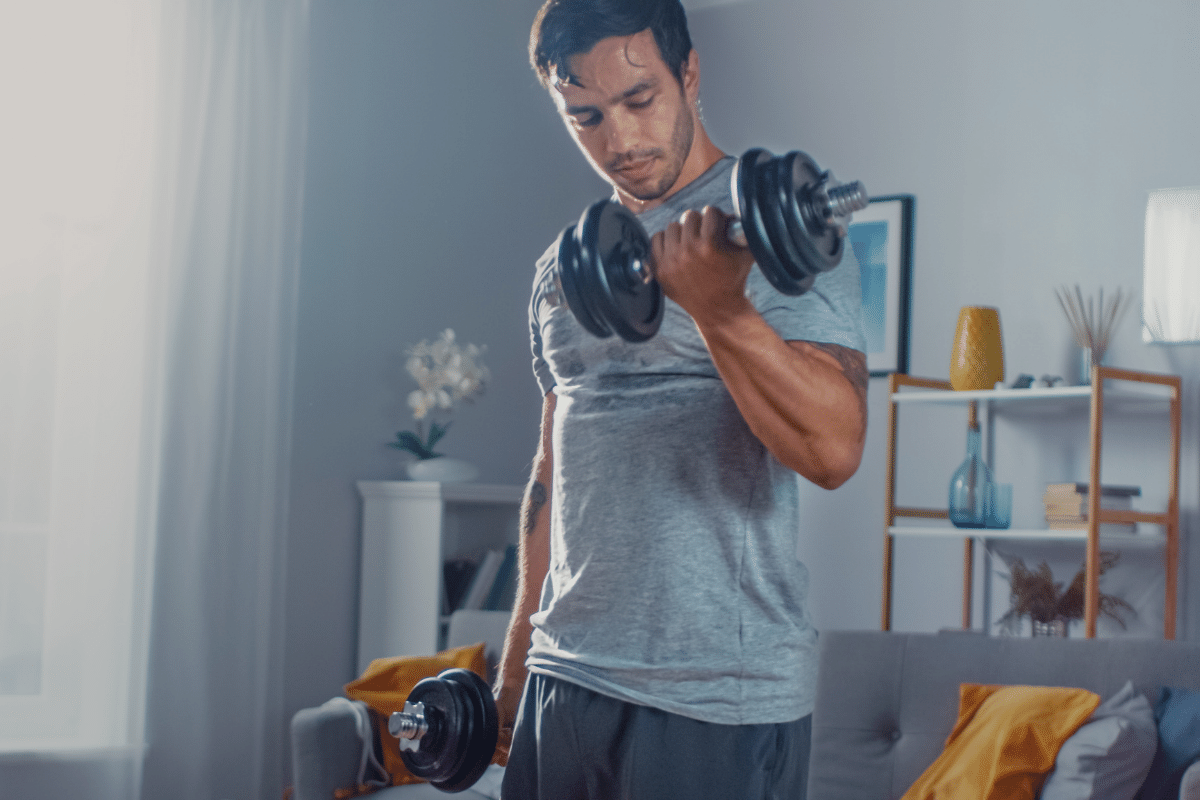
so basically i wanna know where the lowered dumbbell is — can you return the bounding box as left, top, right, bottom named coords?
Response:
left=548, top=148, right=869, bottom=342
left=387, top=668, right=499, bottom=793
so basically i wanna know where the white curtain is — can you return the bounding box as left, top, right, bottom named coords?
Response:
left=0, top=2, right=309, bottom=799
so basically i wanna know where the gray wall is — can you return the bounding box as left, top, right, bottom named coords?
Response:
left=282, top=0, right=1200, bottom=780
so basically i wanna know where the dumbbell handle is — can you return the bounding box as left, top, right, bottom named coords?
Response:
left=625, top=221, right=745, bottom=285
left=625, top=178, right=868, bottom=284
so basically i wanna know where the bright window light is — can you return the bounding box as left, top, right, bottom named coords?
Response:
left=1143, top=187, right=1200, bottom=343
left=0, top=0, right=161, bottom=751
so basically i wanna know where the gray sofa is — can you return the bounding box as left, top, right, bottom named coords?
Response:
left=292, top=626, right=1200, bottom=800
left=810, top=631, right=1200, bottom=800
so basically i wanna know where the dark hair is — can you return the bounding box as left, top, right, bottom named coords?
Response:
left=529, top=0, right=693, bottom=90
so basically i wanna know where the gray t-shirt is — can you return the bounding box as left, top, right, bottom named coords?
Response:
left=526, top=155, right=865, bottom=725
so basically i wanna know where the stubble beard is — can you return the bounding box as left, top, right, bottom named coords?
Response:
left=611, top=96, right=695, bottom=203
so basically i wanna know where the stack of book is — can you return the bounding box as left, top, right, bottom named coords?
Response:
left=1043, top=483, right=1140, bottom=533
left=442, top=544, right=518, bottom=615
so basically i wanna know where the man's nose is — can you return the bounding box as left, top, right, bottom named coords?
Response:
left=605, top=110, right=639, bottom=156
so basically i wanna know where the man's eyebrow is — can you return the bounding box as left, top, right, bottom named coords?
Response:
left=564, top=80, right=657, bottom=116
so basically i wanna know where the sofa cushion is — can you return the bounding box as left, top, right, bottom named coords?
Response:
left=901, top=684, right=1100, bottom=800
left=1040, top=680, right=1157, bottom=800
left=344, top=642, right=487, bottom=788
left=1181, top=760, right=1200, bottom=800
left=1137, top=686, right=1200, bottom=800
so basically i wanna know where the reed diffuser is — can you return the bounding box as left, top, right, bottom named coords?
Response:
left=1054, top=285, right=1133, bottom=384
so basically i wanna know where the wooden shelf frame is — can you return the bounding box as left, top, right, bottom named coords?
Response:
left=882, top=366, right=1182, bottom=639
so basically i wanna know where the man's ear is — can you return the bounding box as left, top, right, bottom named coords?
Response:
left=681, top=49, right=700, bottom=102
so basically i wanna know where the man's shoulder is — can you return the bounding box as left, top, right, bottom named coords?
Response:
left=534, top=234, right=562, bottom=286
left=529, top=234, right=564, bottom=327
left=536, top=237, right=559, bottom=270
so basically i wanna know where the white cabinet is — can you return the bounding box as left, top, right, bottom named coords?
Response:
left=882, top=366, right=1181, bottom=638
left=356, top=480, right=522, bottom=673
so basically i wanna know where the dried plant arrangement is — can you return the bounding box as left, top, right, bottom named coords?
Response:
left=997, top=552, right=1134, bottom=635
left=1054, top=285, right=1133, bottom=367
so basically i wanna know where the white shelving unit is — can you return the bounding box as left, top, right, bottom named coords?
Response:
left=882, top=366, right=1181, bottom=638
left=356, top=480, right=522, bottom=673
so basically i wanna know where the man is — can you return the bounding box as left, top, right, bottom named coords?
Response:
left=494, top=1, right=867, bottom=797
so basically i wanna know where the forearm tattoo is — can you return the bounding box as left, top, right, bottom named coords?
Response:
left=522, top=481, right=547, bottom=536
left=810, top=342, right=869, bottom=429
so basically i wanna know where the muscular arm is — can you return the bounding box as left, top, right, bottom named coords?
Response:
left=493, top=391, right=554, bottom=755
left=652, top=205, right=867, bottom=489
left=701, top=314, right=867, bottom=489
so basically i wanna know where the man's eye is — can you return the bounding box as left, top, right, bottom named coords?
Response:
left=572, top=112, right=601, bottom=128
left=628, top=95, right=653, bottom=109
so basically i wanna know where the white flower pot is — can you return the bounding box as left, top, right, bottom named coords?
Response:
left=406, top=457, right=479, bottom=484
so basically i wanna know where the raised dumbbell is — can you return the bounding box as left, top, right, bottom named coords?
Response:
left=548, top=148, right=869, bottom=342
left=387, top=668, right=499, bottom=793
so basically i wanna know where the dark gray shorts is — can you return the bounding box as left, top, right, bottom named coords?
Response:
left=501, top=673, right=811, bottom=800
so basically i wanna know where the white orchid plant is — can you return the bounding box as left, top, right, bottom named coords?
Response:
left=389, top=329, right=489, bottom=460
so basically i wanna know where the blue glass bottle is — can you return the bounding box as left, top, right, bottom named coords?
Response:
left=949, top=421, right=993, bottom=528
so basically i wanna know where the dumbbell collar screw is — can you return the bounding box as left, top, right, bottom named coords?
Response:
left=812, top=176, right=869, bottom=237
left=628, top=256, right=651, bottom=285
left=612, top=237, right=653, bottom=287
left=826, top=180, right=869, bottom=217
left=389, top=701, right=429, bottom=753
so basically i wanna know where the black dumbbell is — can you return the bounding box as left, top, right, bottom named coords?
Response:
left=388, top=668, right=499, bottom=793
left=548, top=148, right=869, bottom=342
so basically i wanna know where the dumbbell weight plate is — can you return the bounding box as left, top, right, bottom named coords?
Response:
left=557, top=223, right=612, bottom=340
left=757, top=153, right=813, bottom=289
left=436, top=669, right=500, bottom=793
left=399, top=668, right=498, bottom=793
left=400, top=677, right=464, bottom=783
left=575, top=199, right=663, bottom=343
left=757, top=152, right=817, bottom=295
left=733, top=149, right=807, bottom=296
left=779, top=150, right=843, bottom=274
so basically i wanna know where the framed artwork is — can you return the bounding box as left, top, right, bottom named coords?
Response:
left=847, top=194, right=914, bottom=377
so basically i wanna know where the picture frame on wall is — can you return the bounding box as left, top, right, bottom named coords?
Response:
left=847, top=194, right=914, bottom=377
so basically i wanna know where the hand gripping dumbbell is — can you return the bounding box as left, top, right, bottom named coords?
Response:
left=387, top=668, right=499, bottom=793
left=548, top=148, right=869, bottom=342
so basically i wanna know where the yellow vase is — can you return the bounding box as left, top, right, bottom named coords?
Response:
left=949, top=306, right=1005, bottom=391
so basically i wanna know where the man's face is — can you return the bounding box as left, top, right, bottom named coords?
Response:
left=552, top=29, right=697, bottom=209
